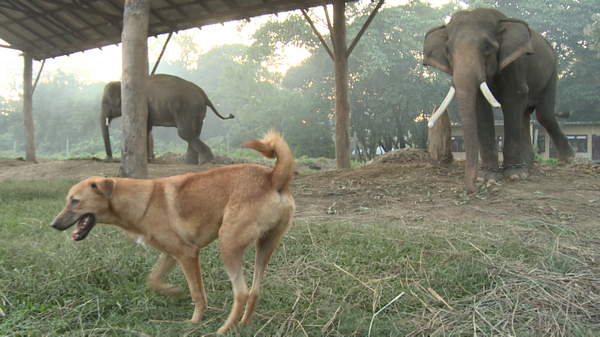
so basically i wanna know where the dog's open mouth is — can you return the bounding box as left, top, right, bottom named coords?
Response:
left=71, top=214, right=96, bottom=241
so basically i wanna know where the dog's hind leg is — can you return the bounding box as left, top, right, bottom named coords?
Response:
left=240, top=218, right=293, bottom=326
left=147, top=253, right=182, bottom=295
left=216, top=226, right=256, bottom=335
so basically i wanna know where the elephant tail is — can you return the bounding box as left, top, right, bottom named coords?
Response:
left=201, top=89, right=235, bottom=120
left=242, top=130, right=295, bottom=192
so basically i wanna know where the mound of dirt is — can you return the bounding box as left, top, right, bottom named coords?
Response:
left=1, top=155, right=598, bottom=230
left=366, top=148, right=432, bottom=166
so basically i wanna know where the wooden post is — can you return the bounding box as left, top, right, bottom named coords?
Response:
left=332, top=0, right=351, bottom=169
left=23, top=52, right=36, bottom=163
left=121, top=0, right=149, bottom=178
left=428, top=105, right=453, bottom=164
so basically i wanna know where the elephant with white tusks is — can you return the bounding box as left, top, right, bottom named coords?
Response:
left=423, top=8, right=575, bottom=193
left=101, top=74, right=234, bottom=165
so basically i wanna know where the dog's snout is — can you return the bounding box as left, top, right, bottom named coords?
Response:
left=51, top=216, right=69, bottom=231
left=51, top=220, right=63, bottom=230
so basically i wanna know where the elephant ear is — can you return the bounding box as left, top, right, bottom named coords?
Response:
left=423, top=25, right=453, bottom=75
left=104, top=81, right=122, bottom=107
left=498, top=19, right=535, bottom=71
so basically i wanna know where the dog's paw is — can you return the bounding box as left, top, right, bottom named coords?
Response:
left=149, top=282, right=182, bottom=296
left=189, top=314, right=204, bottom=325
left=216, top=325, right=230, bottom=335
left=161, top=284, right=183, bottom=296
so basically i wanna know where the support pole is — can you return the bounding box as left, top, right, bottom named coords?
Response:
left=23, top=52, right=36, bottom=162
left=303, top=3, right=381, bottom=169
left=151, top=31, right=173, bottom=75
left=332, top=0, right=350, bottom=169
left=121, top=0, right=149, bottom=178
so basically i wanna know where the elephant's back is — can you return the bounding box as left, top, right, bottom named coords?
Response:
left=148, top=74, right=204, bottom=107
left=146, top=74, right=207, bottom=127
left=147, top=74, right=197, bottom=97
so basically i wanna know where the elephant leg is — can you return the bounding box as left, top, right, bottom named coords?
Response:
left=185, top=143, right=199, bottom=165
left=188, top=139, right=214, bottom=165
left=500, top=93, right=528, bottom=180
left=147, top=129, right=155, bottom=163
left=178, top=129, right=213, bottom=165
left=521, top=107, right=536, bottom=168
left=475, top=94, right=502, bottom=182
left=534, top=78, right=575, bottom=163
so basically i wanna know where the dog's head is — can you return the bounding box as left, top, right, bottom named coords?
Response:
left=51, top=177, right=115, bottom=241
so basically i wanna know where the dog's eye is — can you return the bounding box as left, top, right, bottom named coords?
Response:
left=71, top=198, right=80, bottom=206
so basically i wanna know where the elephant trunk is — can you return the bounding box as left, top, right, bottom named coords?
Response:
left=455, top=90, right=480, bottom=193
left=452, top=62, right=486, bottom=193
left=101, top=112, right=113, bottom=160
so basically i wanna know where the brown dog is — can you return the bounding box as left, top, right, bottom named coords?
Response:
left=51, top=131, right=295, bottom=334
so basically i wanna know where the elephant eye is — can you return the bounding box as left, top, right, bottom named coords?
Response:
left=482, top=40, right=498, bottom=56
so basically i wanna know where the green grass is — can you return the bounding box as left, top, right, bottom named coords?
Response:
left=1, top=180, right=599, bottom=336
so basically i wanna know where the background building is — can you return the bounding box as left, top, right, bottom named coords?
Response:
left=450, top=121, right=600, bottom=162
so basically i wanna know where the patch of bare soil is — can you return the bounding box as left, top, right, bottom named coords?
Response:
left=1, top=151, right=599, bottom=228
left=294, top=150, right=600, bottom=228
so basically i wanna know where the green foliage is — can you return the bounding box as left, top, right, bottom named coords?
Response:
left=585, top=13, right=600, bottom=54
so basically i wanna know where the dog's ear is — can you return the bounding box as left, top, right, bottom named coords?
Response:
left=91, top=178, right=115, bottom=199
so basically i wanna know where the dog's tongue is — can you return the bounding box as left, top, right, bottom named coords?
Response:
left=71, top=226, right=83, bottom=241
left=71, top=215, right=93, bottom=241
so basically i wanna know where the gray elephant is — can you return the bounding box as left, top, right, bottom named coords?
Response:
left=423, top=8, right=575, bottom=193
left=101, top=74, right=234, bottom=164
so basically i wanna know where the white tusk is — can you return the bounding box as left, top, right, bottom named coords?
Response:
left=479, top=82, right=501, bottom=108
left=428, top=86, right=455, bottom=128
left=105, top=118, right=110, bottom=127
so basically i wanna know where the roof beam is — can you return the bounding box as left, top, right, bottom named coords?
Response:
left=38, top=0, right=122, bottom=21
left=9, top=1, right=81, bottom=44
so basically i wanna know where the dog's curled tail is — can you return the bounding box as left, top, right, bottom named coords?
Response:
left=242, top=130, right=295, bottom=191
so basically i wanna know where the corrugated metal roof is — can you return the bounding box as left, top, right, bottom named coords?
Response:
left=0, top=0, right=340, bottom=60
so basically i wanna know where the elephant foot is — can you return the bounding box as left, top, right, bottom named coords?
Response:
left=502, top=163, right=528, bottom=180
left=185, top=151, right=200, bottom=165
left=197, top=152, right=214, bottom=165
left=558, top=147, right=576, bottom=163
left=477, top=167, right=502, bottom=183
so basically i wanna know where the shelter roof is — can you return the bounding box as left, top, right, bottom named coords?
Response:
left=0, top=0, right=340, bottom=60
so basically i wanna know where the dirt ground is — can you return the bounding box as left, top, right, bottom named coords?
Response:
left=1, top=150, right=599, bottom=228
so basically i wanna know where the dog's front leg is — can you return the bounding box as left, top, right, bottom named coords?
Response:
left=147, top=253, right=182, bottom=295
left=177, top=254, right=208, bottom=323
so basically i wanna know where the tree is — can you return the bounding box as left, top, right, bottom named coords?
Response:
left=345, top=2, right=453, bottom=158
left=247, top=1, right=455, bottom=159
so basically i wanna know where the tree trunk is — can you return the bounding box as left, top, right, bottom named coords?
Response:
left=428, top=105, right=453, bottom=164
left=332, top=0, right=351, bottom=169
left=23, top=53, right=36, bottom=162
left=396, top=113, right=406, bottom=149
left=357, top=136, right=369, bottom=160
left=120, top=0, right=149, bottom=178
